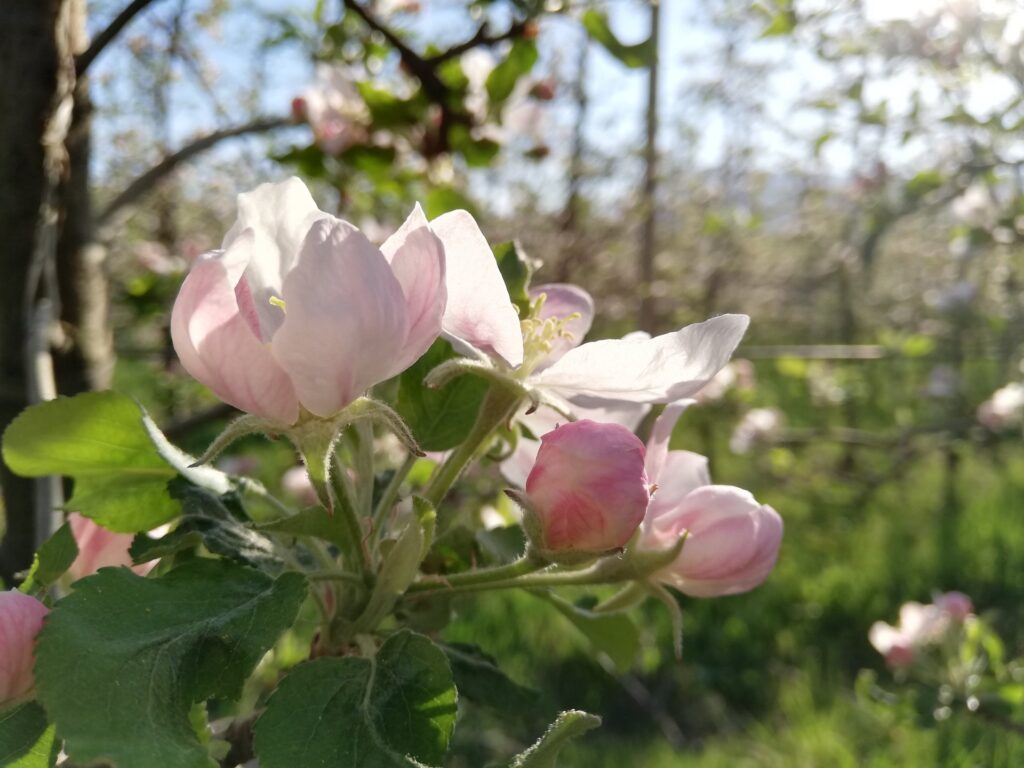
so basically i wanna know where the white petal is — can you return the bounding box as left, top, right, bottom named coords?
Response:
left=431, top=210, right=524, bottom=367
left=645, top=400, right=696, bottom=483
left=533, top=314, right=750, bottom=406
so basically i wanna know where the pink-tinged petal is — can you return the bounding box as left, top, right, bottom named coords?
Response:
left=380, top=204, right=447, bottom=372
left=524, top=420, right=649, bottom=555
left=533, top=314, right=750, bottom=407
left=272, top=218, right=409, bottom=417
left=529, top=283, right=594, bottom=370
left=171, top=232, right=299, bottom=424
left=431, top=210, right=524, bottom=367
left=0, top=591, right=48, bottom=705
left=643, top=484, right=782, bottom=598
left=66, top=514, right=156, bottom=582
left=501, top=406, right=566, bottom=487
left=646, top=450, right=711, bottom=517
left=574, top=401, right=650, bottom=431
left=645, top=400, right=696, bottom=484
left=223, top=178, right=328, bottom=340
left=934, top=591, right=973, bottom=621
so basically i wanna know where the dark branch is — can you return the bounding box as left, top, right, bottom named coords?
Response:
left=427, top=20, right=529, bottom=66
left=97, top=116, right=292, bottom=229
left=341, top=0, right=449, bottom=103
left=77, top=0, right=163, bottom=75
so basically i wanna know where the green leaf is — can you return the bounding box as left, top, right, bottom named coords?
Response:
left=130, top=480, right=282, bottom=571
left=259, top=505, right=349, bottom=551
left=581, top=10, right=652, bottom=69
left=493, top=241, right=535, bottom=316
left=357, top=83, right=428, bottom=129
left=0, top=703, right=59, bottom=768
left=35, top=559, right=307, bottom=768
left=353, top=515, right=427, bottom=632
left=2, top=391, right=230, bottom=532
left=254, top=630, right=457, bottom=767
left=486, top=39, right=538, bottom=104
left=534, top=592, right=639, bottom=672
left=508, top=710, right=602, bottom=767
left=441, top=642, right=537, bottom=714
left=19, top=523, right=77, bottom=595
left=396, top=340, right=488, bottom=452
left=423, top=186, right=476, bottom=219
left=904, top=170, right=945, bottom=200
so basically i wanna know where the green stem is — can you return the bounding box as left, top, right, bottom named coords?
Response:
left=329, top=457, right=374, bottom=580
left=353, top=421, right=375, bottom=517
left=372, top=453, right=417, bottom=539
left=423, top=384, right=522, bottom=518
left=307, top=569, right=365, bottom=584
left=406, top=552, right=546, bottom=594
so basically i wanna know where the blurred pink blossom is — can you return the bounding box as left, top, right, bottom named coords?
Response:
left=0, top=591, right=49, bottom=705
left=67, top=513, right=157, bottom=582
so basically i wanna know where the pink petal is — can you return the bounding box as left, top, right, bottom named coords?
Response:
left=272, top=218, right=410, bottom=417
left=0, top=591, right=48, bottom=705
left=646, top=450, right=711, bottom=516
left=645, top=400, right=696, bottom=484
left=380, top=204, right=447, bottom=372
left=66, top=513, right=156, bottom=581
left=171, top=232, right=299, bottom=424
left=533, top=314, right=750, bottom=407
left=431, top=210, right=524, bottom=367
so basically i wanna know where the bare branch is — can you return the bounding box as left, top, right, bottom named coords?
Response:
left=77, top=0, right=164, bottom=75
left=97, top=115, right=293, bottom=230
left=427, top=20, right=529, bottom=66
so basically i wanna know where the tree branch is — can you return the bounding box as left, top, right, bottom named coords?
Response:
left=427, top=20, right=529, bottom=66
left=97, top=115, right=292, bottom=230
left=77, top=0, right=164, bottom=75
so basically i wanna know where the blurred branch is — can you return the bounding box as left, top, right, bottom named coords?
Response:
left=427, top=20, right=529, bottom=65
left=97, top=115, right=292, bottom=230
left=77, top=0, right=164, bottom=75
left=341, top=0, right=448, bottom=103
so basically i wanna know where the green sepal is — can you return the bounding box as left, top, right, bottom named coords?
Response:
left=507, top=710, right=602, bottom=767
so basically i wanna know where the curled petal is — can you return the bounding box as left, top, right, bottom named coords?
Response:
left=645, top=400, right=696, bottom=484
left=171, top=232, right=299, bottom=424
left=533, top=314, right=750, bottom=407
left=0, top=591, right=48, bottom=705
left=646, top=450, right=711, bottom=516
left=272, top=218, right=409, bottom=417
left=529, top=283, right=594, bottom=370
left=380, top=203, right=447, bottom=372
left=432, top=210, right=524, bottom=367
left=645, top=485, right=782, bottom=598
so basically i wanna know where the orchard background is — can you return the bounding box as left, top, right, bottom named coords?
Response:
left=3, top=0, right=1024, bottom=765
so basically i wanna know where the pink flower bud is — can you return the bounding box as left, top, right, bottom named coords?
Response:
left=641, top=486, right=782, bottom=597
left=67, top=513, right=156, bottom=582
left=0, top=591, right=48, bottom=705
left=523, top=420, right=649, bottom=556
left=935, top=591, right=973, bottom=622
left=869, top=621, right=916, bottom=669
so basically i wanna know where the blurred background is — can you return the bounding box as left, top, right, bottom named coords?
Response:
left=5, top=0, right=1024, bottom=764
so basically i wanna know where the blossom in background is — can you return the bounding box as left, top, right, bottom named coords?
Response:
left=951, top=183, right=998, bottom=230
left=638, top=403, right=783, bottom=597
left=66, top=513, right=157, bottom=582
left=869, top=592, right=974, bottom=669
left=695, top=359, right=756, bottom=403
left=0, top=591, right=48, bottom=705
left=282, top=465, right=318, bottom=506
left=729, top=407, right=784, bottom=454
left=171, top=177, right=447, bottom=423
left=924, top=365, right=959, bottom=400
left=521, top=420, right=650, bottom=556
left=977, top=382, right=1024, bottom=430
left=293, top=64, right=368, bottom=155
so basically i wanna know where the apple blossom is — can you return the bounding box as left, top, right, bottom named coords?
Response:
left=977, top=382, right=1024, bottom=430
left=171, top=177, right=446, bottom=423
left=282, top=465, right=318, bottom=506
left=869, top=600, right=955, bottom=668
left=0, top=591, right=48, bottom=705
left=66, top=513, right=157, bottom=582
left=637, top=403, right=783, bottom=597
left=934, top=591, right=974, bottom=622
left=293, top=64, right=368, bottom=155
left=729, top=407, right=784, bottom=454
left=521, top=420, right=650, bottom=556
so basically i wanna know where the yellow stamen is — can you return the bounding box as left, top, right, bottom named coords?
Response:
left=269, top=296, right=287, bottom=313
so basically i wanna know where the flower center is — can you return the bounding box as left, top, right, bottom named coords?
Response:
left=518, top=293, right=580, bottom=378
left=269, top=295, right=287, bottom=314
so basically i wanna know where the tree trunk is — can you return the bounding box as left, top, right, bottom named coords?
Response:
left=637, top=0, right=661, bottom=332
left=0, top=0, right=83, bottom=584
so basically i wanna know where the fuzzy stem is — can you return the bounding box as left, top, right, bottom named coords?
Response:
left=372, top=453, right=417, bottom=539
left=422, top=384, right=522, bottom=521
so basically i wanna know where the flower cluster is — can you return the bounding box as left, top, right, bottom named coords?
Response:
left=869, top=592, right=974, bottom=669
